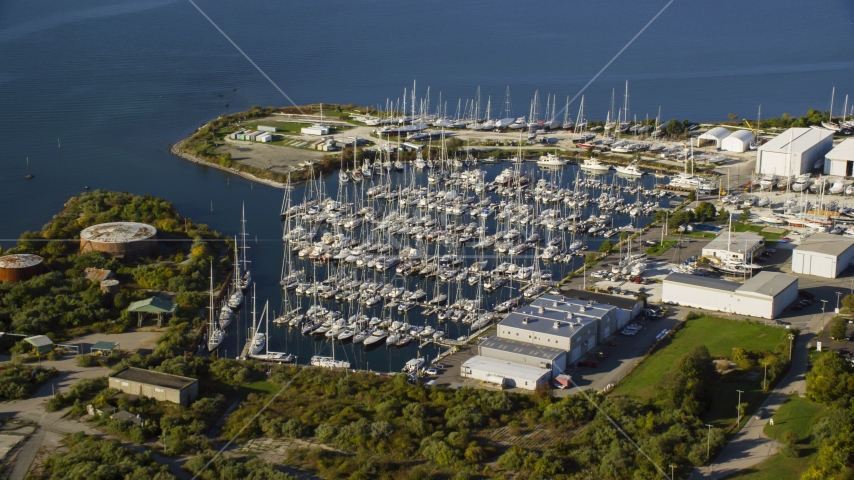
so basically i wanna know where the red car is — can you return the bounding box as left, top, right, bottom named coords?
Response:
left=781, top=237, right=793, bottom=242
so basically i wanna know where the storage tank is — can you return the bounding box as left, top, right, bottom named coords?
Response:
left=0, top=254, right=45, bottom=283
left=80, top=222, right=157, bottom=258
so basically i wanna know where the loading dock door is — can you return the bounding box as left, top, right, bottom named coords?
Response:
left=792, top=252, right=804, bottom=273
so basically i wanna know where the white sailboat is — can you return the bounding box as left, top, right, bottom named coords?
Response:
left=249, top=286, right=266, bottom=356
left=207, top=264, right=224, bottom=352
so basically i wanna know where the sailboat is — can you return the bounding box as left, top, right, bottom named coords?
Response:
left=227, top=239, right=244, bottom=309
left=238, top=205, right=252, bottom=292
left=822, top=87, right=841, bottom=131
left=248, top=286, right=266, bottom=356
left=207, top=263, right=224, bottom=352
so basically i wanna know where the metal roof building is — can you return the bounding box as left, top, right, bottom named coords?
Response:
left=824, top=138, right=854, bottom=177
left=461, top=356, right=552, bottom=391
left=721, top=130, right=755, bottom=153
left=792, top=233, right=854, bottom=278
left=559, top=288, right=643, bottom=326
left=109, top=367, right=198, bottom=405
left=702, top=232, right=765, bottom=263
left=662, top=272, right=798, bottom=319
left=755, top=127, right=834, bottom=176
left=696, top=127, right=731, bottom=149
left=478, top=337, right=567, bottom=376
left=24, top=335, right=54, bottom=354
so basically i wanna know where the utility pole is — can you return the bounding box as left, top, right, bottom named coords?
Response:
left=837, top=291, right=842, bottom=313
left=670, top=464, right=677, bottom=479
left=789, top=333, right=795, bottom=361
left=821, top=299, right=828, bottom=329
left=736, top=390, right=744, bottom=426
left=763, top=362, right=767, bottom=391
left=706, top=424, right=714, bottom=461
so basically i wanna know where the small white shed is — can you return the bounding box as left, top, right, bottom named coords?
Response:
left=791, top=233, right=854, bottom=278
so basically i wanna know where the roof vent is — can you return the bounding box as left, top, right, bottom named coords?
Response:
left=522, top=317, right=529, bottom=325
left=538, top=306, right=545, bottom=314
left=566, top=312, right=574, bottom=321
left=588, top=300, right=594, bottom=307
left=553, top=301, right=558, bottom=307
left=579, top=306, right=586, bottom=312
left=553, top=322, right=559, bottom=329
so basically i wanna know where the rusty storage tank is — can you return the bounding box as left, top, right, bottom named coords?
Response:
left=0, top=254, right=45, bottom=283
left=80, top=222, right=157, bottom=258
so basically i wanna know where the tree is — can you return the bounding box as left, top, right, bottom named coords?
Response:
left=728, top=113, right=739, bottom=121
left=843, top=293, right=854, bottom=312
left=598, top=240, right=613, bottom=254
left=831, top=317, right=847, bottom=340
left=738, top=208, right=751, bottom=224
left=693, top=202, right=716, bottom=222
left=655, top=345, right=716, bottom=415
left=686, top=190, right=697, bottom=203
left=585, top=252, right=598, bottom=265
left=806, top=353, right=854, bottom=404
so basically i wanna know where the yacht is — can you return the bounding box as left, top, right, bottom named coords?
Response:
left=403, top=358, right=425, bottom=374
left=758, top=173, right=776, bottom=190
left=579, top=158, right=611, bottom=172
left=537, top=153, right=567, bottom=167
left=219, top=304, right=234, bottom=329
left=791, top=175, right=812, bottom=192
left=249, top=332, right=266, bottom=356
left=614, top=162, right=644, bottom=177
left=830, top=179, right=845, bottom=195
left=364, top=329, right=388, bottom=347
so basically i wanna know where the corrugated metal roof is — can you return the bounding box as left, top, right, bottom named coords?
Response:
left=24, top=335, right=53, bottom=347
left=737, top=271, right=798, bottom=297
left=80, top=222, right=156, bottom=243
left=663, top=273, right=740, bottom=292
left=127, top=297, right=176, bottom=313
left=794, top=233, right=854, bottom=257
left=462, top=356, right=551, bottom=381
left=0, top=254, right=43, bottom=268
left=759, top=127, right=833, bottom=154
left=703, top=231, right=764, bottom=253
left=500, top=304, right=599, bottom=339
left=480, top=337, right=564, bottom=361
left=111, top=367, right=197, bottom=390
left=559, top=288, right=642, bottom=311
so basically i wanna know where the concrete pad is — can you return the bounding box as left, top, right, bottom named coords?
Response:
left=0, top=433, right=26, bottom=462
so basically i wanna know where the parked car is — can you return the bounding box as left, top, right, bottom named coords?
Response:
left=435, top=363, right=448, bottom=369
left=766, top=248, right=776, bottom=253
left=781, top=237, right=793, bottom=242
left=578, top=360, right=599, bottom=367
left=424, top=368, right=438, bottom=376
left=754, top=408, right=765, bottom=420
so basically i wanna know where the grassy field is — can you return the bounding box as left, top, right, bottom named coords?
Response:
left=683, top=231, right=718, bottom=240
left=612, top=316, right=789, bottom=428
left=765, top=395, right=823, bottom=441
left=733, top=223, right=789, bottom=242
left=645, top=240, right=677, bottom=256
left=722, top=452, right=814, bottom=480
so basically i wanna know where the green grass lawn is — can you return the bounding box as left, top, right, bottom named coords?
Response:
left=682, top=231, right=718, bottom=240
left=612, top=316, right=789, bottom=428
left=722, top=452, right=814, bottom=480
left=764, top=395, right=823, bottom=442
left=645, top=240, right=677, bottom=256
left=732, top=223, right=789, bottom=242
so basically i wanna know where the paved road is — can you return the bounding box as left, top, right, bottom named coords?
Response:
left=689, top=313, right=818, bottom=479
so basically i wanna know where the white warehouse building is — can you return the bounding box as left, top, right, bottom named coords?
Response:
left=662, top=271, right=798, bottom=319
left=696, top=127, right=731, bottom=149
left=791, top=233, right=854, bottom=278
left=461, top=356, right=552, bottom=391
left=721, top=130, right=755, bottom=153
left=824, top=138, right=854, bottom=177
left=755, top=127, right=834, bottom=176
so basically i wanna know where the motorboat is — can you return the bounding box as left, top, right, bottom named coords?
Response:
left=364, top=329, right=388, bottom=347
left=758, top=173, right=776, bottom=190
left=614, top=162, right=644, bottom=177
left=249, top=332, right=266, bottom=356
left=791, top=175, right=812, bottom=192
left=579, top=158, right=611, bottom=172
left=537, top=153, right=567, bottom=167
left=830, top=179, right=846, bottom=195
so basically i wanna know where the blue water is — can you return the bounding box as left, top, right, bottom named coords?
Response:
left=1, top=0, right=853, bottom=369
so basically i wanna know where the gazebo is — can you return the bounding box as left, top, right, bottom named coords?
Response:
left=91, top=341, right=119, bottom=355
left=127, top=297, right=176, bottom=328
left=24, top=335, right=54, bottom=355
